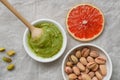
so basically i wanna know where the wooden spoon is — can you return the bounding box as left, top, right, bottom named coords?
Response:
left=0, top=0, right=43, bottom=39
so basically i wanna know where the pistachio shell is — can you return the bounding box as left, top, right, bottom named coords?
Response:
left=78, top=75, right=82, bottom=80
left=82, top=73, right=91, bottom=80
left=81, top=48, right=90, bottom=57
left=73, top=66, right=80, bottom=75
left=95, top=57, right=106, bottom=64
left=77, top=62, right=85, bottom=71
left=90, top=51, right=99, bottom=58
left=87, top=62, right=96, bottom=69
left=80, top=57, right=88, bottom=65
left=95, top=71, right=103, bottom=80
left=66, top=61, right=73, bottom=67
left=88, top=72, right=95, bottom=78
left=87, top=56, right=94, bottom=62
left=92, top=64, right=99, bottom=72
left=99, top=65, right=107, bottom=76
left=92, top=77, right=98, bottom=80
left=65, top=66, right=72, bottom=74
left=71, top=55, right=78, bottom=64
left=82, top=68, right=90, bottom=74
left=75, top=50, right=81, bottom=58
left=68, top=73, right=77, bottom=80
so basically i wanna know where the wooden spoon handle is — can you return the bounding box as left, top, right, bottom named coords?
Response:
left=0, top=0, right=33, bottom=30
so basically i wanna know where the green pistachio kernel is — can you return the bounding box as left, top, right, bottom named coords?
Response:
left=0, top=47, right=5, bottom=52
left=7, top=50, right=16, bottom=56
left=7, top=64, right=15, bottom=71
left=2, top=57, right=12, bottom=63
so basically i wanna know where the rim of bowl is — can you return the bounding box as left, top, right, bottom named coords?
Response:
left=23, top=19, right=67, bottom=63
left=62, top=43, right=112, bottom=80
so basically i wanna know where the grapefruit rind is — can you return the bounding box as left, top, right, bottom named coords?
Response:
left=66, top=3, right=104, bottom=42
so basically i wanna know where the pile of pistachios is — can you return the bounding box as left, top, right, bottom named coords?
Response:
left=0, top=47, right=15, bottom=71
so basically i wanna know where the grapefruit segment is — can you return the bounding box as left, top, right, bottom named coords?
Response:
left=66, top=4, right=104, bottom=41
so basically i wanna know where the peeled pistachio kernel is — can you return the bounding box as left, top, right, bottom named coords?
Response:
left=0, top=47, right=5, bottom=52
left=7, top=50, right=16, bottom=56
left=7, top=64, right=15, bottom=71
left=2, top=57, right=12, bottom=63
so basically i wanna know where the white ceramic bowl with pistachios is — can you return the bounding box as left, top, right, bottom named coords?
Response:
left=62, top=44, right=112, bottom=80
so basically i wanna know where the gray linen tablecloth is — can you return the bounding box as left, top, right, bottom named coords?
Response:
left=0, top=0, right=120, bottom=80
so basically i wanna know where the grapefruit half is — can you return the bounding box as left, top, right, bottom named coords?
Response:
left=66, top=4, right=104, bottom=41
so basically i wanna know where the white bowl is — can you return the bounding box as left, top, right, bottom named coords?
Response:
left=62, top=44, right=112, bottom=80
left=23, top=19, right=67, bottom=63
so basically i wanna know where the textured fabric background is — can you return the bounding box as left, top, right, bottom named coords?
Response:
left=0, top=0, right=120, bottom=80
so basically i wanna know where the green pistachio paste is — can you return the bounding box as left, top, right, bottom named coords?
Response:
left=27, top=21, right=63, bottom=58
